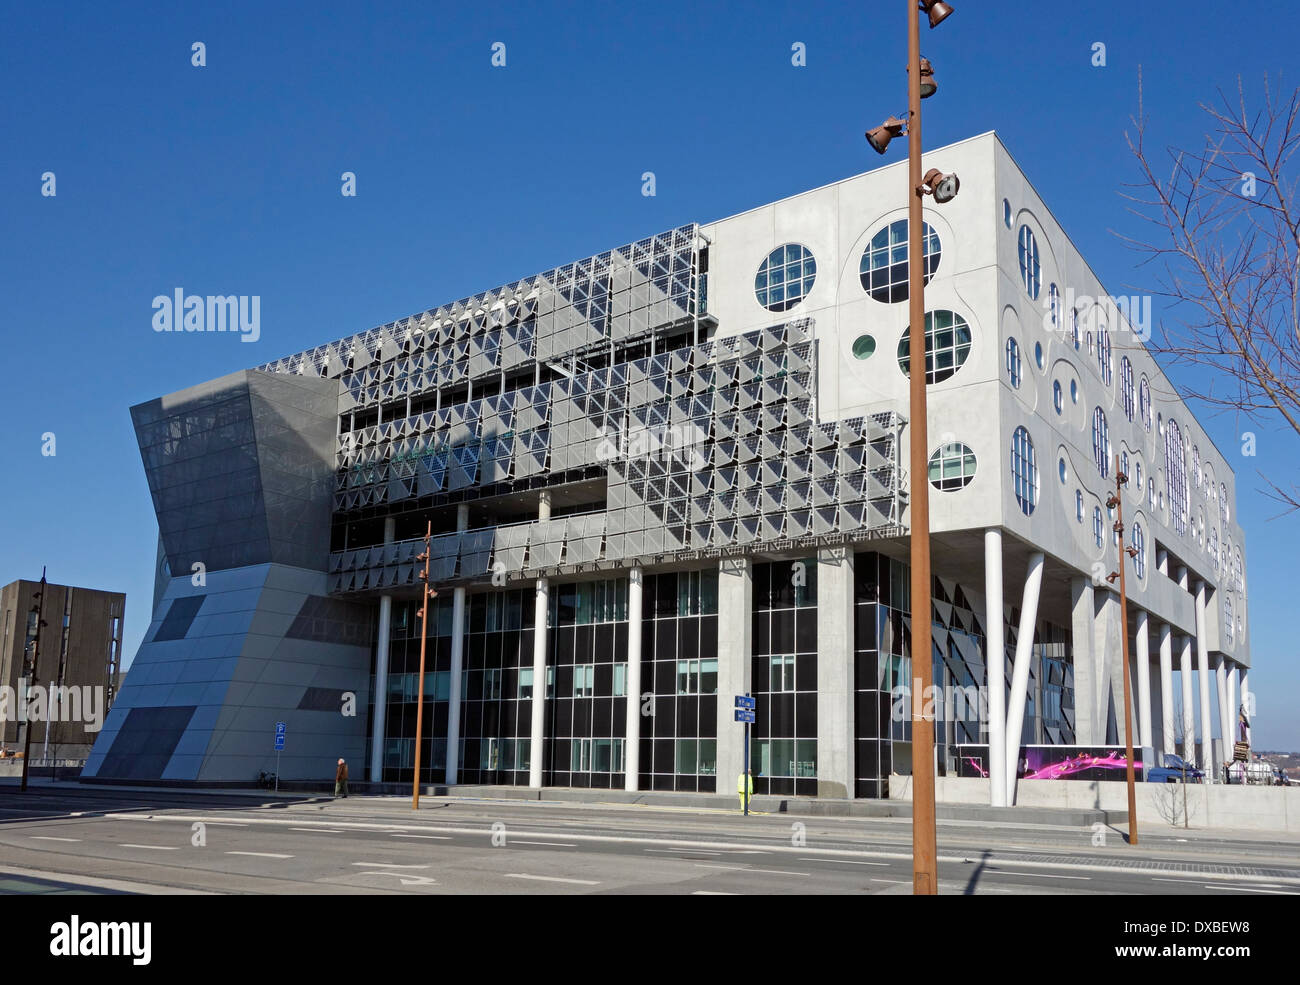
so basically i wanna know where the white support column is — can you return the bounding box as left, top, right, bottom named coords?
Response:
left=1095, top=592, right=1123, bottom=743
left=445, top=504, right=469, bottom=785
left=1226, top=660, right=1238, bottom=748
left=1004, top=552, right=1045, bottom=805
left=1179, top=634, right=1195, bottom=764
left=1240, top=669, right=1251, bottom=742
left=1070, top=577, right=1098, bottom=744
left=1195, top=581, right=1214, bottom=778
left=716, top=557, right=753, bottom=799
left=815, top=547, right=854, bottom=798
left=1215, top=655, right=1231, bottom=780
left=370, top=516, right=397, bottom=782
left=529, top=490, right=553, bottom=790
left=1135, top=611, right=1153, bottom=756
left=984, top=529, right=1007, bottom=807
left=1158, top=623, right=1175, bottom=757
left=623, top=567, right=643, bottom=791
left=529, top=576, right=548, bottom=788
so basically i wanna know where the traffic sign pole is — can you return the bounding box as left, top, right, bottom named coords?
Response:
left=274, top=722, right=287, bottom=793
left=744, top=711, right=750, bottom=817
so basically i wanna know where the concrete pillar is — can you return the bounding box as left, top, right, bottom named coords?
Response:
left=1070, top=577, right=1098, bottom=744
left=1095, top=592, right=1124, bottom=744
left=1179, top=635, right=1195, bottom=764
left=1195, top=581, right=1214, bottom=777
left=1215, top=655, right=1231, bottom=780
left=816, top=547, right=854, bottom=798
left=716, top=557, right=752, bottom=798
left=1135, top=611, right=1153, bottom=756
left=1239, top=669, right=1251, bottom=746
left=445, top=504, right=469, bottom=785
left=1158, top=623, right=1175, bottom=757
left=1004, top=552, right=1045, bottom=805
left=370, top=516, right=397, bottom=782
left=984, top=529, right=1007, bottom=807
left=623, top=567, right=643, bottom=791
left=1226, top=660, right=1238, bottom=747
left=528, top=489, right=553, bottom=789
left=528, top=576, right=549, bottom=788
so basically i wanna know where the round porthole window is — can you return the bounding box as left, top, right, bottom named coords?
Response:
left=852, top=335, right=877, bottom=359
left=755, top=243, right=816, bottom=312
left=861, top=219, right=940, bottom=303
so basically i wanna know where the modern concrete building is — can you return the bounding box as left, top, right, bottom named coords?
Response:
left=1, top=579, right=125, bottom=761
left=84, top=133, right=1250, bottom=802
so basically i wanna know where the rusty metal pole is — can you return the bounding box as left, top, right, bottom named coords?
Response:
left=412, top=522, right=436, bottom=810
left=906, top=0, right=937, bottom=895
left=1114, top=453, right=1139, bottom=845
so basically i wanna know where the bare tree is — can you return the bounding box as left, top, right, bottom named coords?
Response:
left=1119, top=73, right=1300, bottom=514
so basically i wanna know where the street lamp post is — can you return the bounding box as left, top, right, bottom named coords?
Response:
left=412, top=522, right=437, bottom=810
left=1107, top=454, right=1140, bottom=845
left=865, top=0, right=955, bottom=897
left=904, top=0, right=938, bottom=897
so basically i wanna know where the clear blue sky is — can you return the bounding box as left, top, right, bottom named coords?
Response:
left=2, top=2, right=1296, bottom=747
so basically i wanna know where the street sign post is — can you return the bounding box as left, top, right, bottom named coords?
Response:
left=274, top=722, right=286, bottom=793
left=735, top=695, right=753, bottom=816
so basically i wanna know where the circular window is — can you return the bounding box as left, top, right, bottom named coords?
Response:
left=1017, top=225, right=1041, bottom=299
left=1070, top=379, right=1079, bottom=404
left=1034, top=341, right=1044, bottom=371
left=1003, top=199, right=1012, bottom=228
left=852, top=335, right=876, bottom=359
left=897, top=310, right=972, bottom=384
left=1058, top=457, right=1068, bottom=484
left=756, top=244, right=816, bottom=312
left=1053, top=380, right=1063, bottom=414
left=1011, top=426, right=1038, bottom=516
left=928, top=442, right=977, bottom=491
left=861, top=219, right=940, bottom=303
left=1075, top=489, right=1084, bottom=523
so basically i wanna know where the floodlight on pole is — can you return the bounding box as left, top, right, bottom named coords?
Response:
left=865, top=117, right=906, bottom=155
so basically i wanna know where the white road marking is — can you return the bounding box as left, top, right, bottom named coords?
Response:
left=391, top=834, right=452, bottom=840
left=871, top=878, right=910, bottom=884
left=1204, top=885, right=1299, bottom=895
left=986, top=869, right=1090, bottom=881
left=225, top=851, right=293, bottom=859
left=119, top=844, right=180, bottom=851
left=693, top=863, right=807, bottom=877
left=201, top=822, right=249, bottom=828
left=800, top=858, right=889, bottom=866
left=645, top=848, right=720, bottom=856
left=30, top=836, right=81, bottom=842
left=351, top=862, right=431, bottom=869
left=692, top=890, right=739, bottom=895
left=291, top=827, right=343, bottom=833
left=511, top=840, right=577, bottom=848
left=504, top=873, right=599, bottom=886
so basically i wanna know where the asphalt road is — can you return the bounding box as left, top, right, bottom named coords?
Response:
left=2, top=784, right=1299, bottom=895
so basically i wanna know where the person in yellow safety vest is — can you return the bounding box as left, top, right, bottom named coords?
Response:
left=737, top=768, right=754, bottom=811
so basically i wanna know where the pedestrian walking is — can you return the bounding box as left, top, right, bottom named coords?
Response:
left=737, top=768, right=753, bottom=812
left=335, top=757, right=349, bottom=798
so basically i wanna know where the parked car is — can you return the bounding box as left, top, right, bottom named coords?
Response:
left=1147, top=753, right=1205, bottom=783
